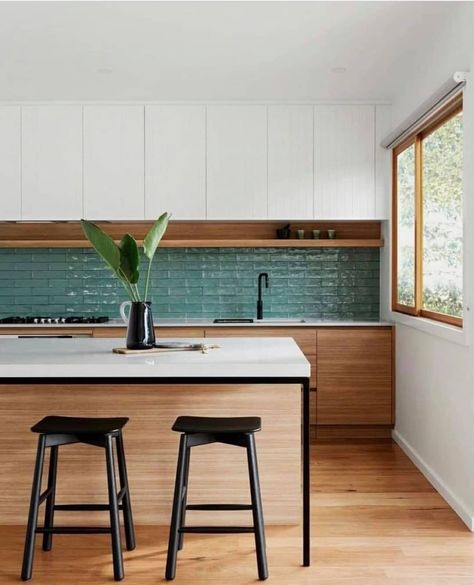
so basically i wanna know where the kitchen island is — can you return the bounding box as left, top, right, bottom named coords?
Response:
left=0, top=337, right=311, bottom=566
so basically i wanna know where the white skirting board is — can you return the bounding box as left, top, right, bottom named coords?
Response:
left=392, top=430, right=474, bottom=531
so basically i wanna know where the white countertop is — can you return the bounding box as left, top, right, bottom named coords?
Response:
left=0, top=318, right=392, bottom=329
left=0, top=337, right=310, bottom=379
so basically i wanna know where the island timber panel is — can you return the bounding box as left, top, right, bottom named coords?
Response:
left=0, top=383, right=301, bottom=526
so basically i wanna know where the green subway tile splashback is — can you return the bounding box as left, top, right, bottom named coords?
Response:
left=0, top=248, right=380, bottom=320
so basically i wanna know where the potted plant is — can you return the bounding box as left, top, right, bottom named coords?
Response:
left=81, top=212, right=169, bottom=349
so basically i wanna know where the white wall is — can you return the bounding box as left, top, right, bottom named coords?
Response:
left=383, top=3, right=474, bottom=529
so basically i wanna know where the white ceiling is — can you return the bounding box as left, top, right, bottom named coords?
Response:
left=0, top=1, right=467, bottom=102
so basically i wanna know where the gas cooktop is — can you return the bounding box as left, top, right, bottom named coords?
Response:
left=0, top=316, right=110, bottom=325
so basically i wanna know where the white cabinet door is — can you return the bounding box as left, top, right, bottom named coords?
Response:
left=145, top=105, right=205, bottom=219
left=268, top=105, right=313, bottom=219
left=207, top=105, right=267, bottom=219
left=83, top=106, right=144, bottom=220
left=0, top=106, right=21, bottom=220
left=314, top=105, right=375, bottom=219
left=21, top=106, right=83, bottom=220
left=375, top=105, right=391, bottom=219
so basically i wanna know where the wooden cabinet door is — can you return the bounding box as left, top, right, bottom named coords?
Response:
left=314, top=105, right=375, bottom=219
left=83, top=105, right=144, bottom=220
left=206, top=105, right=267, bottom=219
left=21, top=106, right=83, bottom=220
left=204, top=326, right=316, bottom=389
left=145, top=105, right=206, bottom=220
left=316, top=329, right=392, bottom=424
left=205, top=327, right=316, bottom=355
left=0, top=106, right=21, bottom=220
left=268, top=105, right=313, bottom=219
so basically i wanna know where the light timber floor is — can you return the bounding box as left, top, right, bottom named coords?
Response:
left=0, top=441, right=472, bottom=585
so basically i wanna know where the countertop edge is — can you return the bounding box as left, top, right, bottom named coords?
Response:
left=0, top=320, right=393, bottom=329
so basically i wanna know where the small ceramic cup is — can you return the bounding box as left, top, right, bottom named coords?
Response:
left=312, top=229, right=320, bottom=239
left=297, top=229, right=305, bottom=239
left=327, top=229, right=336, bottom=239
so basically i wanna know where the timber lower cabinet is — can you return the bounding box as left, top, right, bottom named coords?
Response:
left=0, top=325, right=394, bottom=437
left=316, top=328, right=393, bottom=428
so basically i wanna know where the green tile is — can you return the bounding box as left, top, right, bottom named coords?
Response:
left=0, top=247, right=380, bottom=319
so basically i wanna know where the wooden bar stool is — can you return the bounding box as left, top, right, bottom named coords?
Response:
left=21, top=416, right=135, bottom=581
left=165, top=415, right=268, bottom=581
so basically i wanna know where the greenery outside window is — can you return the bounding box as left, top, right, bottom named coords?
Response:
left=392, top=96, right=463, bottom=327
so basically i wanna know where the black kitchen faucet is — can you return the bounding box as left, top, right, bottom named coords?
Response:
left=257, top=272, right=269, bottom=320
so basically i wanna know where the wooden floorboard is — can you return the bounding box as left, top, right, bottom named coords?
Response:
left=1, top=441, right=473, bottom=584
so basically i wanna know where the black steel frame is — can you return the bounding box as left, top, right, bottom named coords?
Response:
left=20, top=427, right=135, bottom=581
left=165, top=429, right=269, bottom=581
left=6, top=375, right=311, bottom=568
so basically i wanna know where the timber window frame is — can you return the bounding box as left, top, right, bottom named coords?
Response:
left=391, top=96, right=463, bottom=328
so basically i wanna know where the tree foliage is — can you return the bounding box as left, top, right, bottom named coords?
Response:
left=397, top=112, right=463, bottom=318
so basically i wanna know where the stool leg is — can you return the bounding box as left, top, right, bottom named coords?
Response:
left=42, top=445, right=58, bottom=551
left=115, top=431, right=136, bottom=551
left=21, top=434, right=46, bottom=581
left=105, top=434, right=124, bottom=581
left=165, top=434, right=189, bottom=580
left=246, top=433, right=268, bottom=581
left=178, top=446, right=191, bottom=551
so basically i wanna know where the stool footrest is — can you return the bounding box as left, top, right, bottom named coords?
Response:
left=36, top=526, right=112, bottom=534
left=179, top=526, right=255, bottom=534
left=186, top=503, right=253, bottom=511
left=38, top=487, right=53, bottom=506
left=54, top=503, right=123, bottom=512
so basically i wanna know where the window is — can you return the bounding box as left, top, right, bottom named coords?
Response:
left=392, top=97, right=463, bottom=327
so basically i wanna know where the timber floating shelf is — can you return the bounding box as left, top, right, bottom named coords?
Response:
left=0, top=238, right=384, bottom=248
left=0, top=220, right=384, bottom=248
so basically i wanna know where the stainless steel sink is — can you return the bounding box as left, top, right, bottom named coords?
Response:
left=256, top=319, right=306, bottom=324
left=212, top=318, right=306, bottom=324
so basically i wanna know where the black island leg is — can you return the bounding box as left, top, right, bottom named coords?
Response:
left=302, top=377, right=311, bottom=567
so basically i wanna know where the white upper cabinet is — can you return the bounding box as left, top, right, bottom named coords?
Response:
left=1, top=101, right=388, bottom=222
left=268, top=105, right=313, bottom=219
left=145, top=105, right=205, bottom=220
left=22, top=106, right=83, bottom=220
left=206, top=105, right=267, bottom=219
left=0, top=106, right=21, bottom=220
left=314, top=105, right=375, bottom=219
left=375, top=105, right=392, bottom=219
left=83, top=106, right=144, bottom=220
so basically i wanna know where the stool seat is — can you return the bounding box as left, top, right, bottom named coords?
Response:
left=31, top=416, right=129, bottom=435
left=172, top=416, right=261, bottom=434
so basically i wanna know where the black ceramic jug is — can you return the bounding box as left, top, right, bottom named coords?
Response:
left=121, top=301, right=156, bottom=350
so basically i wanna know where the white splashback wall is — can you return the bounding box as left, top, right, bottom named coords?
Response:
left=384, top=2, right=474, bottom=529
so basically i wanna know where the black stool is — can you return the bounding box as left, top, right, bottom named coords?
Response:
left=21, top=416, right=135, bottom=581
left=165, top=416, right=268, bottom=581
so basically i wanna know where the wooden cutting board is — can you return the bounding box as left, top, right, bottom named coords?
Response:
left=113, top=344, right=220, bottom=355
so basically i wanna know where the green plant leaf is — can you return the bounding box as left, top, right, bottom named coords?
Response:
left=119, top=233, right=140, bottom=285
left=80, top=219, right=120, bottom=273
left=143, top=212, right=169, bottom=261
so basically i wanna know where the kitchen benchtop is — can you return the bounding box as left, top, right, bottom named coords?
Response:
left=0, top=337, right=310, bottom=379
left=0, top=318, right=392, bottom=329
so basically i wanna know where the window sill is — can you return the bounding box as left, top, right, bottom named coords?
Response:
left=388, top=310, right=469, bottom=346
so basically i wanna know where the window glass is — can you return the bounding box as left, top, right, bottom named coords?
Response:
left=422, top=112, right=463, bottom=318
left=396, top=144, right=416, bottom=307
